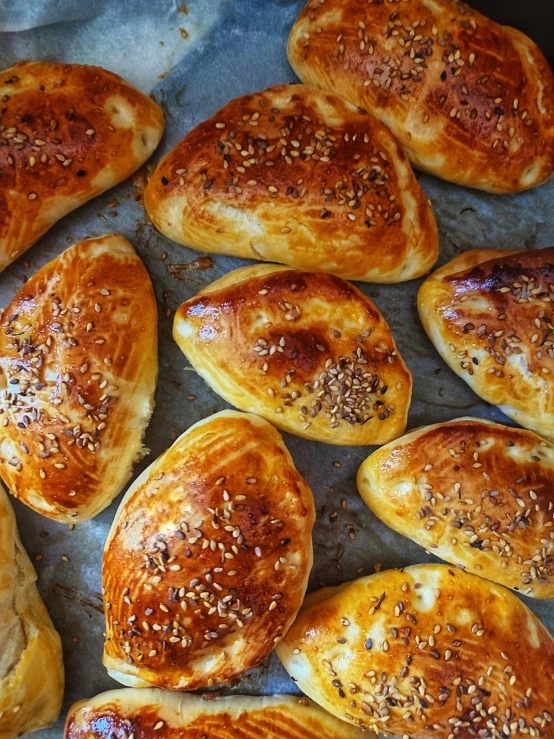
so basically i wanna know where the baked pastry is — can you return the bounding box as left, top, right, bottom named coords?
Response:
left=357, top=416, right=554, bottom=598
left=0, top=61, right=164, bottom=271
left=0, top=233, right=158, bottom=523
left=65, top=689, right=364, bottom=738
left=173, top=264, right=412, bottom=445
left=277, top=563, right=554, bottom=737
left=102, top=410, right=315, bottom=690
left=0, top=485, right=63, bottom=738
left=418, top=247, right=554, bottom=441
left=288, top=0, right=554, bottom=193
left=144, top=83, right=438, bottom=283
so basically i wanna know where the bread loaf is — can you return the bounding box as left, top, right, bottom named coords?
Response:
left=418, top=247, right=554, bottom=441
left=173, top=264, right=412, bottom=445
left=0, top=233, right=158, bottom=523
left=144, top=83, right=438, bottom=282
left=288, top=0, right=554, bottom=193
left=277, top=564, right=554, bottom=737
left=357, top=417, right=554, bottom=598
left=65, top=689, right=364, bottom=738
left=0, top=486, right=63, bottom=739
left=0, top=61, right=164, bottom=270
left=103, top=410, right=315, bottom=690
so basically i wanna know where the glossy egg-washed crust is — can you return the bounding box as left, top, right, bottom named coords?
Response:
left=0, top=486, right=63, bottom=739
left=65, top=689, right=365, bottom=738
left=0, top=234, right=158, bottom=523
left=288, top=0, right=554, bottom=193
left=173, top=264, right=412, bottom=445
left=103, top=411, right=315, bottom=691
left=418, top=247, right=554, bottom=441
left=0, top=61, right=165, bottom=271
left=277, top=564, right=554, bottom=738
left=357, top=417, right=554, bottom=599
left=144, top=83, right=438, bottom=283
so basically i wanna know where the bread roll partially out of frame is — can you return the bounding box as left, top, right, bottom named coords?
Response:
left=0, top=61, right=164, bottom=271
left=0, top=486, right=63, bottom=739
left=357, top=417, right=554, bottom=598
left=65, top=689, right=364, bottom=738
left=288, top=0, right=554, bottom=193
left=418, top=247, right=554, bottom=441
left=277, top=564, right=554, bottom=737
left=0, top=234, right=158, bottom=523
left=103, top=410, right=315, bottom=691
left=144, top=83, right=438, bottom=283
left=173, top=264, right=412, bottom=445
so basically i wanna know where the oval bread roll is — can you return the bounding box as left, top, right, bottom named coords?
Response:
left=102, top=410, right=315, bottom=691
left=288, top=0, right=554, bottom=193
left=418, top=247, right=554, bottom=441
left=65, top=688, right=365, bottom=738
left=357, top=417, right=554, bottom=598
left=0, top=486, right=64, bottom=739
left=277, top=564, right=554, bottom=737
left=0, top=233, right=158, bottom=523
left=173, top=264, right=412, bottom=445
left=0, top=61, right=165, bottom=271
left=144, top=83, right=438, bottom=283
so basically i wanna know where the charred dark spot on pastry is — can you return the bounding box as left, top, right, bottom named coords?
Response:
left=161, top=176, right=169, bottom=185
left=76, top=169, right=87, bottom=177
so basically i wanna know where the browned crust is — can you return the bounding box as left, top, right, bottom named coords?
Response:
left=64, top=690, right=365, bottom=738
left=0, top=62, right=164, bottom=270
left=357, top=417, right=554, bottom=598
left=144, top=83, right=438, bottom=282
left=0, top=234, right=158, bottom=523
left=277, top=564, right=554, bottom=737
left=288, top=0, right=554, bottom=193
left=173, top=265, right=412, bottom=445
left=102, top=411, right=315, bottom=691
left=0, top=487, right=64, bottom=738
left=418, top=247, right=554, bottom=440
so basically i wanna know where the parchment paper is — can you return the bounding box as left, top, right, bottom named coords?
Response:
left=0, top=1, right=552, bottom=737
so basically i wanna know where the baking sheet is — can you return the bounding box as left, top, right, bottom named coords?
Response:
left=0, top=1, right=553, bottom=736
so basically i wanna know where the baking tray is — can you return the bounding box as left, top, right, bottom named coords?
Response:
left=0, top=1, right=553, bottom=736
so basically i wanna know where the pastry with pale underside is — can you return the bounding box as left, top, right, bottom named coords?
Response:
left=277, top=563, right=554, bottom=738
left=357, top=417, right=554, bottom=598
left=288, top=0, right=554, bottom=193
left=0, top=485, right=64, bottom=739
left=64, top=689, right=365, bottom=738
left=144, top=83, right=438, bottom=283
left=0, top=61, right=164, bottom=271
left=173, top=264, right=412, bottom=445
left=418, top=247, right=554, bottom=441
left=0, top=233, right=158, bottom=523
left=103, top=410, right=315, bottom=691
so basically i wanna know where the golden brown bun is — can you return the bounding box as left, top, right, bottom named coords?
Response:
left=0, top=233, right=158, bottom=523
left=0, top=61, right=164, bottom=271
left=357, top=417, right=554, bottom=598
left=418, top=247, right=554, bottom=441
left=0, top=486, right=64, bottom=739
left=173, top=264, right=412, bottom=445
left=65, top=688, right=365, bottom=738
left=277, top=564, right=554, bottom=737
left=288, top=0, right=554, bottom=194
left=102, top=410, right=315, bottom=691
left=144, top=83, right=438, bottom=283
